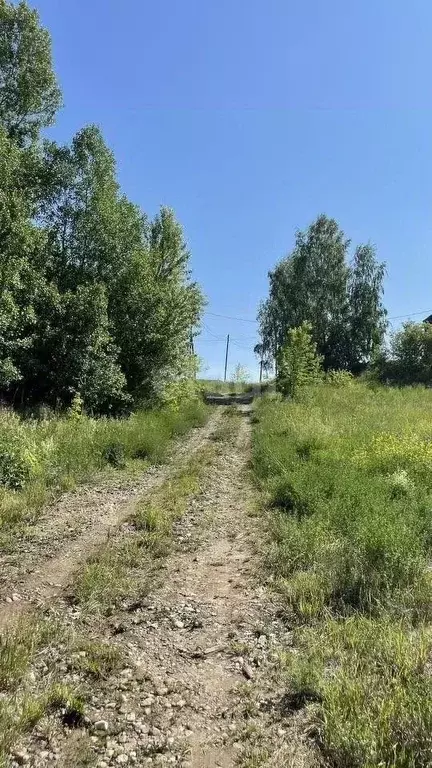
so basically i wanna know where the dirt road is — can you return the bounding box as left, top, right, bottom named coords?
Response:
left=6, top=408, right=315, bottom=768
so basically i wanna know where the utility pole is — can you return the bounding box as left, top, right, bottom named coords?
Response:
left=223, top=334, right=230, bottom=382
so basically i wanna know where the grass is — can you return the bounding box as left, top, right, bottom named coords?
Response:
left=0, top=397, right=208, bottom=539
left=198, top=378, right=254, bottom=394
left=252, top=381, right=432, bottom=767
left=0, top=616, right=87, bottom=766
left=74, top=443, right=215, bottom=612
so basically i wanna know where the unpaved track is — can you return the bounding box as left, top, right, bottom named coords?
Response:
left=0, top=412, right=221, bottom=627
left=7, top=407, right=316, bottom=767
left=94, top=407, right=314, bottom=767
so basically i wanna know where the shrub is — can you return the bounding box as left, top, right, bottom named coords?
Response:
left=277, top=322, right=322, bottom=399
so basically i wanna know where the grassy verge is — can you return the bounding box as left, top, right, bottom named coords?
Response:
left=0, top=398, right=208, bottom=539
left=74, top=443, right=215, bottom=613
left=0, top=616, right=88, bottom=767
left=253, top=382, right=432, bottom=767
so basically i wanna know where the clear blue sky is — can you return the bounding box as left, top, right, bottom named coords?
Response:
left=34, top=0, right=432, bottom=379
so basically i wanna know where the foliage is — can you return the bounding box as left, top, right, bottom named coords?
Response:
left=0, top=398, right=208, bottom=536
left=258, top=214, right=386, bottom=373
left=0, top=2, right=203, bottom=414
left=0, top=0, right=62, bottom=144
left=232, top=363, right=250, bottom=384
left=373, top=321, right=432, bottom=386
left=276, top=322, right=322, bottom=398
left=252, top=382, right=432, bottom=766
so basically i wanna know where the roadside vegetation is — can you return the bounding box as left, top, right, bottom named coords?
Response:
left=253, top=380, right=432, bottom=767
left=0, top=0, right=202, bottom=416
left=0, top=397, right=208, bottom=541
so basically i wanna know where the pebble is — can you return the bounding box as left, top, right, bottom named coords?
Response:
left=116, top=756, right=129, bottom=765
left=94, top=720, right=109, bottom=732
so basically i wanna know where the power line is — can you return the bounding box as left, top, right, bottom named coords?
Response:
left=202, top=323, right=226, bottom=340
left=387, top=310, right=431, bottom=321
left=204, top=311, right=258, bottom=324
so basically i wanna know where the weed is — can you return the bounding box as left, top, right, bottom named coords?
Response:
left=253, top=382, right=432, bottom=766
left=0, top=398, right=208, bottom=535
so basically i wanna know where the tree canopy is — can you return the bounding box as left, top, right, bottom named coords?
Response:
left=258, top=215, right=386, bottom=373
left=0, top=0, right=203, bottom=413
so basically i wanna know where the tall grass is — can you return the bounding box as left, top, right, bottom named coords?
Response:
left=253, top=382, right=432, bottom=767
left=0, top=398, right=208, bottom=536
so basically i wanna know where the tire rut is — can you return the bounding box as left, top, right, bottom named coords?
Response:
left=0, top=411, right=221, bottom=629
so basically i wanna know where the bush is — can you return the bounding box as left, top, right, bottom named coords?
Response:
left=373, top=321, right=432, bottom=385
left=277, top=322, right=322, bottom=399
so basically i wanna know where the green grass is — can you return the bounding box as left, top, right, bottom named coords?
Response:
left=0, top=617, right=86, bottom=766
left=253, top=382, right=432, bottom=767
left=0, top=397, right=208, bottom=537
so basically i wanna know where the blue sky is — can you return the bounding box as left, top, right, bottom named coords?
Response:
left=34, top=0, right=432, bottom=379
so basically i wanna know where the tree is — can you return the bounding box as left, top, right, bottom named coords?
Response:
left=40, top=125, right=145, bottom=288
left=373, top=322, right=432, bottom=386
left=111, top=208, right=204, bottom=402
left=232, top=363, right=250, bottom=384
left=348, top=244, right=387, bottom=372
left=0, top=127, right=46, bottom=391
left=0, top=0, right=61, bottom=144
left=277, top=322, right=323, bottom=399
left=259, top=215, right=386, bottom=373
left=0, top=3, right=205, bottom=414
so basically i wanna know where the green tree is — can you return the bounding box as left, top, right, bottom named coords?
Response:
left=0, top=0, right=61, bottom=144
left=348, top=244, right=387, bottom=371
left=260, top=215, right=350, bottom=371
left=111, top=208, right=204, bottom=402
left=277, top=322, right=322, bottom=399
left=40, top=125, right=145, bottom=288
left=260, top=215, right=386, bottom=373
left=0, top=127, right=46, bottom=391
left=374, top=322, right=432, bottom=385
left=19, top=284, right=128, bottom=412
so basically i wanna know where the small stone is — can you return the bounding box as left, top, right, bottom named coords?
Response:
left=173, top=620, right=184, bottom=629
left=242, top=662, right=254, bottom=680
left=11, top=593, right=21, bottom=602
left=94, top=720, right=109, bottom=732
left=116, top=756, right=129, bottom=765
left=155, top=686, right=168, bottom=696
left=5, top=596, right=12, bottom=604
left=141, top=697, right=153, bottom=707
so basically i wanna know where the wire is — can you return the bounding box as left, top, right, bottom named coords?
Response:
left=202, top=323, right=226, bottom=340
left=387, top=310, right=432, bottom=320
left=204, top=311, right=258, bottom=324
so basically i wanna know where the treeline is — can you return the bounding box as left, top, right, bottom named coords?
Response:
left=258, top=214, right=387, bottom=374
left=0, top=0, right=202, bottom=414
left=258, top=214, right=432, bottom=388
